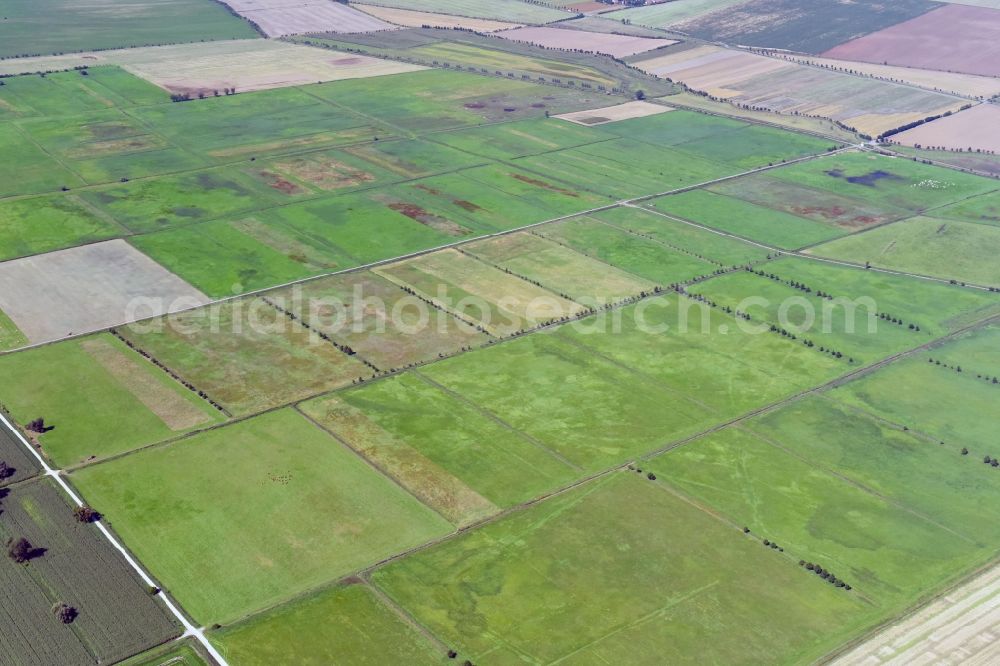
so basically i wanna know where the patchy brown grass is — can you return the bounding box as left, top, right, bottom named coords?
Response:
left=306, top=396, right=498, bottom=526
left=512, top=173, right=578, bottom=197
left=81, top=337, right=211, bottom=431
left=274, top=155, right=376, bottom=191
left=386, top=202, right=470, bottom=237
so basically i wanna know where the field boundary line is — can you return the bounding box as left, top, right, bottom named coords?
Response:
left=360, top=579, right=453, bottom=655
left=0, top=144, right=848, bottom=357
left=0, top=412, right=230, bottom=666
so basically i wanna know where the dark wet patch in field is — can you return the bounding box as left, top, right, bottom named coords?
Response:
left=825, top=168, right=905, bottom=187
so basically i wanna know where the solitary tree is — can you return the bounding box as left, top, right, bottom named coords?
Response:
left=72, top=505, right=100, bottom=523
left=7, top=537, right=33, bottom=563
left=52, top=602, right=77, bottom=624
left=0, top=460, right=12, bottom=480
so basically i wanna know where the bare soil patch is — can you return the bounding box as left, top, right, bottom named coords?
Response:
left=350, top=5, right=522, bottom=31
left=495, top=26, right=677, bottom=58
left=555, top=100, right=673, bottom=125
left=0, top=240, right=209, bottom=344
left=824, top=4, right=1000, bottom=77
left=893, top=104, right=1000, bottom=154
left=220, top=0, right=397, bottom=36
left=273, top=155, right=376, bottom=191
left=385, top=202, right=470, bottom=237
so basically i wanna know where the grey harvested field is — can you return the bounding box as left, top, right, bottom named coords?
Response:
left=495, top=26, right=677, bottom=58
left=221, top=0, right=398, bottom=36
left=835, top=563, right=1000, bottom=665
left=0, top=240, right=209, bottom=345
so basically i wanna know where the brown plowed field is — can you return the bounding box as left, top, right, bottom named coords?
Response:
left=824, top=4, right=1000, bottom=78
left=893, top=103, right=1000, bottom=154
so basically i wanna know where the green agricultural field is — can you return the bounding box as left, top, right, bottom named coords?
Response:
left=650, top=188, right=846, bottom=249
left=339, top=138, right=489, bottom=179
left=0, top=0, right=258, bottom=58
left=554, top=292, right=844, bottom=418
left=646, top=427, right=988, bottom=611
left=71, top=409, right=452, bottom=624
left=276, top=271, right=488, bottom=371
left=352, top=0, right=573, bottom=23
left=671, top=123, right=835, bottom=170
left=0, top=334, right=225, bottom=467
left=212, top=583, right=446, bottom=666
left=130, top=181, right=470, bottom=297
left=418, top=325, right=717, bottom=471
left=744, top=395, right=1000, bottom=546
left=0, top=123, right=84, bottom=197
left=309, top=69, right=598, bottom=133
left=935, top=189, right=1000, bottom=226
left=828, top=346, right=1000, bottom=456
left=769, top=151, right=999, bottom=216
left=923, top=322, right=1000, bottom=379
left=538, top=215, right=720, bottom=285
left=130, top=86, right=387, bottom=161
left=374, top=472, right=873, bottom=665
left=0, top=478, right=179, bottom=665
left=82, top=168, right=281, bottom=234
left=0, top=68, right=165, bottom=121
left=127, top=216, right=328, bottom=297
left=770, top=259, right=1000, bottom=335
left=807, top=216, right=1000, bottom=287
left=119, top=299, right=370, bottom=416
left=431, top=117, right=612, bottom=160
left=514, top=137, right=732, bottom=198
left=600, top=108, right=749, bottom=147
left=375, top=248, right=583, bottom=336
left=689, top=258, right=1000, bottom=363
left=466, top=232, right=656, bottom=304
left=592, top=205, right=771, bottom=265
left=18, top=109, right=208, bottom=185
left=709, top=173, right=909, bottom=230
left=301, top=372, right=580, bottom=523
left=373, top=163, right=608, bottom=234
